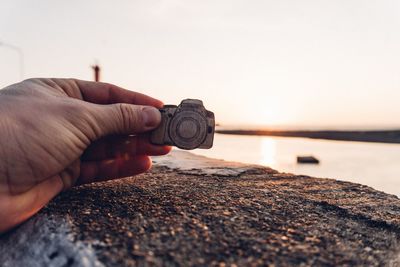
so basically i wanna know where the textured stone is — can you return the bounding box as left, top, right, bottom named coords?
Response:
left=0, top=214, right=103, bottom=267
left=1, top=151, right=400, bottom=266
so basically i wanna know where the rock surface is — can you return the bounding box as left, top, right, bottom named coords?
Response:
left=2, top=151, right=400, bottom=266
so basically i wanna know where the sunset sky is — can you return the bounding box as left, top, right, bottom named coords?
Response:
left=1, top=0, right=400, bottom=129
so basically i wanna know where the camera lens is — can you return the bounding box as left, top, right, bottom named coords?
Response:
left=169, top=111, right=207, bottom=149
left=177, top=118, right=199, bottom=139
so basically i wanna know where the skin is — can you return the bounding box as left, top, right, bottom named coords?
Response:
left=0, top=78, right=171, bottom=233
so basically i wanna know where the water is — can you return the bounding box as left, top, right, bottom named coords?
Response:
left=190, top=134, right=400, bottom=196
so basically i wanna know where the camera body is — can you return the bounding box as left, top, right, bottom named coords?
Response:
left=150, top=99, right=215, bottom=150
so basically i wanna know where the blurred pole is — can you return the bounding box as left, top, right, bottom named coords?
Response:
left=0, top=40, right=24, bottom=80
left=92, top=64, right=100, bottom=82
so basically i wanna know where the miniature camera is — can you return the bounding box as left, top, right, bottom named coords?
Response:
left=150, top=99, right=215, bottom=150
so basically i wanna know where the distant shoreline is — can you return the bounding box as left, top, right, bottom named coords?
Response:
left=216, top=129, right=400, bottom=144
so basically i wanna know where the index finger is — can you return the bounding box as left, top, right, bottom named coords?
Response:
left=74, top=79, right=164, bottom=108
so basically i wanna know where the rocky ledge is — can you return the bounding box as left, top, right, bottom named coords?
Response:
left=1, top=151, right=400, bottom=266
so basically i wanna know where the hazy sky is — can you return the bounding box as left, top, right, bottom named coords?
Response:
left=1, top=0, right=400, bottom=129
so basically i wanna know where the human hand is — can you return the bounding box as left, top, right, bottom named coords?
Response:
left=0, top=78, right=171, bottom=233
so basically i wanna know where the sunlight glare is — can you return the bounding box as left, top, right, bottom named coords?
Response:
left=259, top=137, right=277, bottom=167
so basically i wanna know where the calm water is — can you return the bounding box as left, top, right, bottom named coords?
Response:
left=190, top=134, right=400, bottom=196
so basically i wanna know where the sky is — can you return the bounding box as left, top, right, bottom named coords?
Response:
left=1, top=0, right=400, bottom=129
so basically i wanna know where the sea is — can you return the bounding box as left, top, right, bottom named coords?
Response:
left=189, top=133, right=400, bottom=196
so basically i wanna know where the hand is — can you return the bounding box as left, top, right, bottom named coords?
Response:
left=0, top=78, right=171, bottom=233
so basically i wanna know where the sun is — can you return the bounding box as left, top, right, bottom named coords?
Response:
left=250, top=104, right=292, bottom=128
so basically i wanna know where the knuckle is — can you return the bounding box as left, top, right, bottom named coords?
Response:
left=116, top=103, right=142, bottom=132
left=22, top=78, right=35, bottom=83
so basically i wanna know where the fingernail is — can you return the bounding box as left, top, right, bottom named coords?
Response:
left=142, top=106, right=161, bottom=129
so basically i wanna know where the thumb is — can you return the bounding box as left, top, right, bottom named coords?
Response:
left=90, top=103, right=161, bottom=137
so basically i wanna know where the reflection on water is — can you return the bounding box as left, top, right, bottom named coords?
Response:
left=190, top=134, right=400, bottom=196
left=260, top=138, right=276, bottom=166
